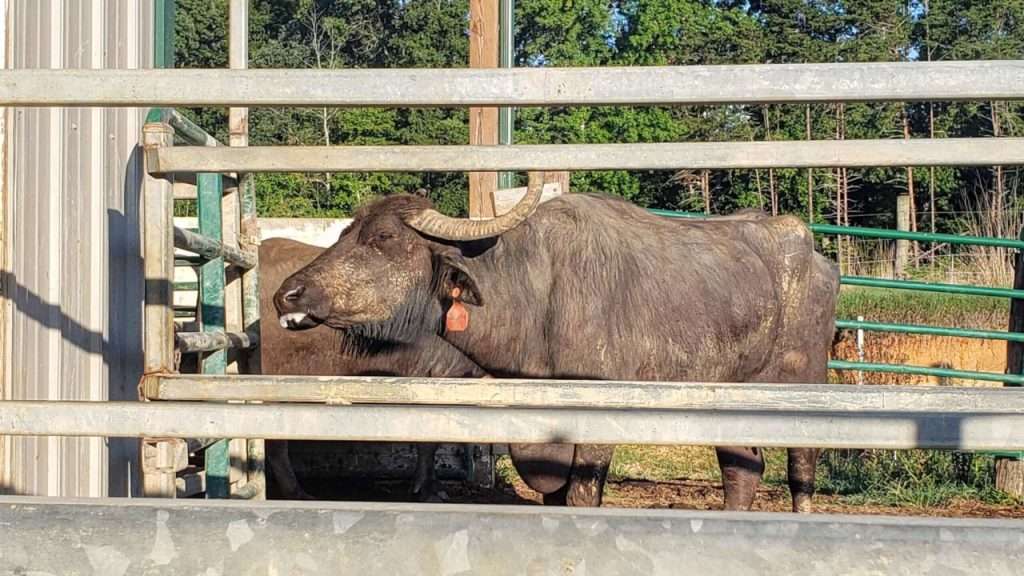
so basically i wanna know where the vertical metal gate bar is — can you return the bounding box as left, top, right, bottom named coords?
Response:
left=497, top=0, right=514, bottom=190
left=197, top=172, right=230, bottom=498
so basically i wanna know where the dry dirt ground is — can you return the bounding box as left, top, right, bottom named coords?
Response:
left=291, top=474, right=1024, bottom=519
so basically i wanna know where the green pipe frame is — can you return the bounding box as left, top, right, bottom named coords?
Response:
left=197, top=173, right=231, bottom=498
left=836, top=319, right=1024, bottom=343
left=651, top=208, right=1024, bottom=249
left=829, top=360, right=1024, bottom=386
left=840, top=276, right=1024, bottom=299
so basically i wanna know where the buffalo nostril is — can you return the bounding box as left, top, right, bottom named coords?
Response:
left=284, top=286, right=305, bottom=303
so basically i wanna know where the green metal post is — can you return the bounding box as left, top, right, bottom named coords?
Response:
left=198, top=173, right=230, bottom=498
left=154, top=0, right=175, bottom=69
left=147, top=0, right=176, bottom=124
left=498, top=0, right=515, bottom=190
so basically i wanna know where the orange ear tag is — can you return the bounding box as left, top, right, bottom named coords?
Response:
left=446, top=287, right=469, bottom=332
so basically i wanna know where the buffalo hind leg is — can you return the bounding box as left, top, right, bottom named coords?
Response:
left=411, top=443, right=447, bottom=502
left=266, top=440, right=314, bottom=500
left=716, top=446, right=764, bottom=510
left=787, top=447, right=819, bottom=513
left=565, top=444, right=615, bottom=507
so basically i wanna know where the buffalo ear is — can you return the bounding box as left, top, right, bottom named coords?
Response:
left=439, top=254, right=483, bottom=306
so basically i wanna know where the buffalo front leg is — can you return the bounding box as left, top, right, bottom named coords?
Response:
left=565, top=444, right=615, bottom=507
left=716, top=446, right=764, bottom=510
left=787, top=447, right=819, bottom=513
left=411, top=443, right=446, bottom=502
left=266, top=440, right=314, bottom=500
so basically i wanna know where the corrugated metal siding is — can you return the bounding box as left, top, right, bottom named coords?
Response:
left=2, top=0, right=152, bottom=497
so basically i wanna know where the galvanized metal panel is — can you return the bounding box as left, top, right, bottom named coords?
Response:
left=4, top=497, right=1024, bottom=576
left=0, top=0, right=8, bottom=494
left=2, top=0, right=152, bottom=497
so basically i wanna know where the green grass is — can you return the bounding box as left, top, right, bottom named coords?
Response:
left=817, top=450, right=1019, bottom=507
left=836, top=287, right=1008, bottom=330
left=498, top=446, right=1021, bottom=509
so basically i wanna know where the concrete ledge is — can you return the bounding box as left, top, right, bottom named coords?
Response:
left=1, top=496, right=1022, bottom=575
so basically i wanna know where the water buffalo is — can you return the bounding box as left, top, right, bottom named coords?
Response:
left=259, top=237, right=487, bottom=501
left=274, top=174, right=840, bottom=512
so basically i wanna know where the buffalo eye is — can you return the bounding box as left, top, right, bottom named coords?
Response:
left=375, top=231, right=396, bottom=243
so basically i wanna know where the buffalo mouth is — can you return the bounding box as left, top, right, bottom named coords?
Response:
left=278, top=311, right=324, bottom=331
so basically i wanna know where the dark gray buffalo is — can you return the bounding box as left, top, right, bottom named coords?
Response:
left=260, top=237, right=486, bottom=501
left=274, top=175, right=840, bottom=512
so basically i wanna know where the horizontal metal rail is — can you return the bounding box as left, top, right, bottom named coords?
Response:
left=840, top=276, right=1024, bottom=299
left=149, top=139, right=1024, bottom=173
left=3, top=497, right=1022, bottom=576
left=4, top=61, right=1024, bottom=107
left=811, top=223, right=1024, bottom=249
left=829, top=360, right=1024, bottom=385
left=173, top=226, right=256, bottom=269
left=175, top=330, right=258, bottom=354
left=3, top=400, right=1024, bottom=450
left=654, top=210, right=1024, bottom=249
left=163, top=108, right=222, bottom=147
left=143, top=375, right=1024, bottom=413
left=834, top=319, right=1024, bottom=342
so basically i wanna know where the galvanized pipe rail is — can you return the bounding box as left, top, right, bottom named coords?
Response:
left=163, top=108, right=222, bottom=147
left=3, top=497, right=1022, bottom=576
left=4, top=61, right=1024, bottom=106
left=2, top=398, right=1024, bottom=450
left=148, top=139, right=1024, bottom=174
left=175, top=330, right=258, bottom=354
left=173, top=225, right=256, bottom=269
left=143, top=374, right=1024, bottom=413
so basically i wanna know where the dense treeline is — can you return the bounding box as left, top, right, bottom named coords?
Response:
left=176, top=0, right=1024, bottom=234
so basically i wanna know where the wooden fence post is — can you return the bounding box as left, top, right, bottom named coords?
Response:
left=468, top=0, right=498, bottom=218
left=999, top=249, right=1024, bottom=497
left=895, top=194, right=911, bottom=277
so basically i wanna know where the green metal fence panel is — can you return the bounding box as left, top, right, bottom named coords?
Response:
left=835, top=319, right=1024, bottom=343
left=829, top=360, right=1024, bottom=385
left=841, top=276, right=1024, bottom=299
left=810, top=223, right=1024, bottom=249
left=652, top=208, right=1024, bottom=249
left=197, top=172, right=230, bottom=498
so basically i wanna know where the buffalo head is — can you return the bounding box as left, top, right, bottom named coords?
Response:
left=274, top=173, right=545, bottom=341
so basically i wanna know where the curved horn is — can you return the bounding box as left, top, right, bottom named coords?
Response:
left=405, top=172, right=545, bottom=241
